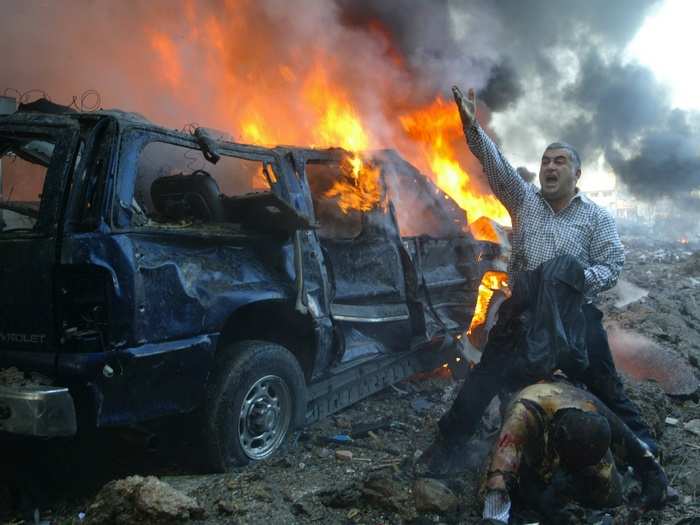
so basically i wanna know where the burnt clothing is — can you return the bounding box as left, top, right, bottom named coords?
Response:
left=465, top=121, right=624, bottom=301
left=482, top=382, right=653, bottom=509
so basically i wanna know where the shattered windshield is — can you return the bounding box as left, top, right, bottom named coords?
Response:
left=0, top=136, right=56, bottom=232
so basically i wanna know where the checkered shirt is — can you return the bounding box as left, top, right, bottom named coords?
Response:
left=466, top=122, right=624, bottom=300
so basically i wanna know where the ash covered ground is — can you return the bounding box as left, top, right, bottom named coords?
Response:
left=2, top=239, right=700, bottom=525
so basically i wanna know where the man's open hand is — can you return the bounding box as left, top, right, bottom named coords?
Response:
left=452, top=85, right=476, bottom=129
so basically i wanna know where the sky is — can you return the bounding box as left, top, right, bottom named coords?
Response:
left=588, top=0, right=700, bottom=191
left=627, top=0, right=700, bottom=112
left=494, top=0, right=700, bottom=193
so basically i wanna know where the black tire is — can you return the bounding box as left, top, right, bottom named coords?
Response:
left=201, top=340, right=306, bottom=472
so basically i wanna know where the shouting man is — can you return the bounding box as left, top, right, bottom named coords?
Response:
left=433, top=87, right=658, bottom=459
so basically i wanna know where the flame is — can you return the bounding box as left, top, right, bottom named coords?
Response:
left=302, top=65, right=382, bottom=213
left=150, top=32, right=183, bottom=89
left=399, top=97, right=510, bottom=226
left=145, top=15, right=512, bottom=225
left=467, top=271, right=510, bottom=342
left=470, top=216, right=505, bottom=243
left=324, top=155, right=383, bottom=213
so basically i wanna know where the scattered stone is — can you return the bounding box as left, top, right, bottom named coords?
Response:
left=413, top=478, right=459, bottom=513
left=335, top=416, right=352, bottom=429
left=248, top=484, right=273, bottom=502
left=85, top=475, right=205, bottom=524
left=0, top=366, right=53, bottom=386
left=216, top=499, right=241, bottom=516
left=666, top=417, right=680, bottom=426
left=319, top=483, right=362, bottom=508
left=360, top=475, right=408, bottom=514
left=684, top=419, right=700, bottom=436
left=335, top=450, right=353, bottom=461
left=291, top=499, right=315, bottom=517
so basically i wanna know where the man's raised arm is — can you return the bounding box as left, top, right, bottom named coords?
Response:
left=452, top=86, right=527, bottom=213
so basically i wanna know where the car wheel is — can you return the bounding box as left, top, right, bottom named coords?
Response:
left=202, top=340, right=306, bottom=472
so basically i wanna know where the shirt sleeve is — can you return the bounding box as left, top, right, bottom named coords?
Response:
left=583, top=209, right=625, bottom=296
left=465, top=121, right=527, bottom=214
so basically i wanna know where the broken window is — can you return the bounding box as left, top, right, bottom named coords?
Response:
left=133, top=140, right=272, bottom=225
left=305, top=160, right=363, bottom=239
left=0, top=136, right=56, bottom=233
left=382, top=161, right=466, bottom=238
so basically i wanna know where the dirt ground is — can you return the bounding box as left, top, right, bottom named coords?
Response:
left=2, top=240, right=700, bottom=525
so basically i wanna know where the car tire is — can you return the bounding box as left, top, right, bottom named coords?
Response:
left=201, top=340, right=307, bottom=472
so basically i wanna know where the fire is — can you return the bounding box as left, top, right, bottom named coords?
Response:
left=302, top=64, right=383, bottom=213
left=150, top=32, right=184, bottom=89
left=324, top=155, right=383, bottom=213
left=145, top=17, right=511, bottom=224
left=144, top=12, right=517, bottom=341
left=467, top=271, right=510, bottom=348
left=399, top=97, right=510, bottom=226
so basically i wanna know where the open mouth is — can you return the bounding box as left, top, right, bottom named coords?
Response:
left=544, top=174, right=558, bottom=186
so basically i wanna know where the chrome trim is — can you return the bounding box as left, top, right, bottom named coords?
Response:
left=0, top=385, right=77, bottom=437
left=332, top=314, right=410, bottom=323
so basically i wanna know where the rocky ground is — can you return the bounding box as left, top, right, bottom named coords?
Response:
left=2, top=241, right=700, bottom=525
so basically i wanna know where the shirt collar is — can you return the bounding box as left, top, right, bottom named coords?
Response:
left=536, top=187, right=590, bottom=203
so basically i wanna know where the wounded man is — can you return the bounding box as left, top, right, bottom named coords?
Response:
left=479, top=380, right=667, bottom=524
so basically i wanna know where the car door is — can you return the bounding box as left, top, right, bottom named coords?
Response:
left=0, top=117, right=81, bottom=360
left=378, top=150, right=484, bottom=341
left=299, top=153, right=413, bottom=364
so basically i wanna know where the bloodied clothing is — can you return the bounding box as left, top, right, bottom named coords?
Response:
left=482, top=381, right=659, bottom=520
left=465, top=122, right=624, bottom=302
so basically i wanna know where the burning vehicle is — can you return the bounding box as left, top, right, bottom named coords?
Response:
left=0, top=99, right=505, bottom=471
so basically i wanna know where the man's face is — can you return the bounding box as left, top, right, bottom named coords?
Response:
left=539, top=148, right=581, bottom=203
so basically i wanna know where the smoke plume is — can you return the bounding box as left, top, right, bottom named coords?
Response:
left=2, top=0, right=698, bottom=207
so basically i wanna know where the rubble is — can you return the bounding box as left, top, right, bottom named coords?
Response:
left=413, top=478, right=459, bottom=513
left=2, top=242, right=700, bottom=524
left=684, top=419, right=700, bottom=436
left=0, top=366, right=53, bottom=387
left=84, top=476, right=205, bottom=524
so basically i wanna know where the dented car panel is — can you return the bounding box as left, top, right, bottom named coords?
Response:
left=0, top=107, right=503, bottom=438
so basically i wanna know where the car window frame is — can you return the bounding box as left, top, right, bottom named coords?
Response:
left=112, top=127, right=283, bottom=232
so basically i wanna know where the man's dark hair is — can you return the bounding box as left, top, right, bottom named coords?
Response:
left=551, top=408, right=611, bottom=470
left=545, top=142, right=581, bottom=171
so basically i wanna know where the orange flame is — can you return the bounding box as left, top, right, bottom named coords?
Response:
left=302, top=65, right=383, bottom=212
left=467, top=271, right=510, bottom=345
left=400, top=97, right=510, bottom=226
left=324, top=155, right=383, bottom=214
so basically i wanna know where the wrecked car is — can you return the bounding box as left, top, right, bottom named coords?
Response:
left=0, top=99, right=503, bottom=471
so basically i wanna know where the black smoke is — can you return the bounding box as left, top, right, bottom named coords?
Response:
left=336, top=0, right=700, bottom=206
left=563, top=51, right=700, bottom=200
